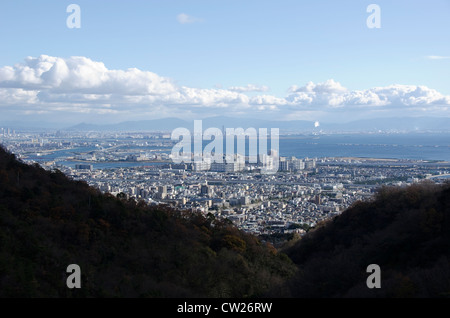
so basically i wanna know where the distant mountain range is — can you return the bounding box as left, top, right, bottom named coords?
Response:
left=1, top=116, right=450, bottom=133
left=67, top=116, right=450, bottom=132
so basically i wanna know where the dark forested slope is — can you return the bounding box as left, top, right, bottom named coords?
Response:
left=2, top=143, right=449, bottom=298
left=282, top=181, right=450, bottom=297
left=0, top=146, right=296, bottom=297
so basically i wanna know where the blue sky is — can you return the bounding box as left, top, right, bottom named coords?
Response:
left=0, top=0, right=449, bottom=124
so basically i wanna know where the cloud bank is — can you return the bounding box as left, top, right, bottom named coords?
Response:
left=0, top=55, right=449, bottom=122
left=286, top=79, right=450, bottom=109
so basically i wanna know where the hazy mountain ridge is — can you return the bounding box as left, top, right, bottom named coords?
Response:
left=2, top=116, right=449, bottom=132
left=64, top=116, right=450, bottom=132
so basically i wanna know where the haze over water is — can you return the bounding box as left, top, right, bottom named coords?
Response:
left=27, top=132, right=450, bottom=170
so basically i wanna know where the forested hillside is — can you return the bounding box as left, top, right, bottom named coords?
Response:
left=281, top=181, right=450, bottom=297
left=0, top=146, right=296, bottom=297
left=2, top=144, right=449, bottom=298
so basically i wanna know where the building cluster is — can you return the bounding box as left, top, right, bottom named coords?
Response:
left=60, top=157, right=448, bottom=235
left=2, top=130, right=449, bottom=235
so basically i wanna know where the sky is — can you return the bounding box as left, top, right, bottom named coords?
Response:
left=0, top=0, right=449, bottom=125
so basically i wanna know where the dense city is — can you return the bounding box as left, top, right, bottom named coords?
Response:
left=1, top=128, right=449, bottom=235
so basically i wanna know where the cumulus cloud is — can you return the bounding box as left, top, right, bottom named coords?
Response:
left=0, top=55, right=449, bottom=121
left=285, top=80, right=450, bottom=109
left=370, top=85, right=450, bottom=106
left=0, top=55, right=177, bottom=95
left=286, top=79, right=383, bottom=107
left=288, top=79, right=347, bottom=95
left=0, top=88, right=38, bottom=105
left=250, top=95, right=287, bottom=109
left=0, top=55, right=254, bottom=116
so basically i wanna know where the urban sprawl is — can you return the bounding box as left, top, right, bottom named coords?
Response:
left=2, top=129, right=449, bottom=235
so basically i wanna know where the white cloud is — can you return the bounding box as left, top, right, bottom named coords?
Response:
left=370, top=84, right=450, bottom=106
left=176, top=13, right=201, bottom=24
left=285, top=80, right=450, bottom=109
left=0, top=55, right=177, bottom=95
left=289, top=79, right=347, bottom=94
left=0, top=55, right=254, bottom=116
left=250, top=95, right=286, bottom=108
left=0, top=55, right=449, bottom=122
left=0, top=88, right=38, bottom=105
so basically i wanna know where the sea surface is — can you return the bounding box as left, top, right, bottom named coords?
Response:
left=27, top=132, right=450, bottom=169
left=278, top=133, right=449, bottom=161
